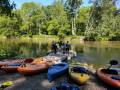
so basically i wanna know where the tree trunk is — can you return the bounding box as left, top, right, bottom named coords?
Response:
left=71, top=18, right=76, bottom=35
left=39, top=27, right=41, bottom=35
left=38, top=21, right=41, bottom=35
left=73, top=17, right=76, bottom=35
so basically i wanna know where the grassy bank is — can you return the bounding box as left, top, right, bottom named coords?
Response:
left=0, top=35, right=84, bottom=42
left=0, top=35, right=7, bottom=40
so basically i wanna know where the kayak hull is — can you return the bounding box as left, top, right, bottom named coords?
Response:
left=18, top=63, right=48, bottom=75
left=96, top=68, right=120, bottom=88
left=48, top=63, right=68, bottom=82
left=69, top=67, right=90, bottom=85
left=1, top=64, right=21, bottom=73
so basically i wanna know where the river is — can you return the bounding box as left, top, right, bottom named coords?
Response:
left=0, top=39, right=120, bottom=68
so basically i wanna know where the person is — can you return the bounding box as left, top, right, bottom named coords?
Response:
left=51, top=41, right=58, bottom=54
left=65, top=41, right=71, bottom=54
left=58, top=40, right=64, bottom=53
left=61, top=42, right=66, bottom=54
left=58, top=40, right=63, bottom=49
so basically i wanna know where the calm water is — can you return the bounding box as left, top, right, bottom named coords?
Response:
left=0, top=39, right=120, bottom=68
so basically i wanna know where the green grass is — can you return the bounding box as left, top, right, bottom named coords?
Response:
left=0, top=35, right=6, bottom=39
left=0, top=35, right=84, bottom=42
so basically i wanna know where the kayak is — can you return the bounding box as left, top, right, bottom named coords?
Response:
left=69, top=66, right=90, bottom=85
left=0, top=58, right=33, bottom=68
left=50, top=82, right=80, bottom=90
left=43, top=56, right=62, bottom=66
left=17, top=63, right=48, bottom=75
left=1, top=64, right=21, bottom=73
left=48, top=63, right=68, bottom=82
left=0, top=81, right=14, bottom=88
left=0, top=58, right=34, bottom=73
left=32, top=58, right=48, bottom=65
left=96, top=68, right=120, bottom=88
left=0, top=59, right=25, bottom=68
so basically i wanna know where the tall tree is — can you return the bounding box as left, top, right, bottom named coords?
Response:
left=85, top=0, right=119, bottom=40
left=65, top=0, right=82, bottom=35
left=20, top=2, right=46, bottom=36
left=0, top=0, right=15, bottom=16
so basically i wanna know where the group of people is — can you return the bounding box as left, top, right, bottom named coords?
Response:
left=51, top=41, right=71, bottom=54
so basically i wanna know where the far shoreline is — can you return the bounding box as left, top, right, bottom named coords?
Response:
left=0, top=35, right=120, bottom=42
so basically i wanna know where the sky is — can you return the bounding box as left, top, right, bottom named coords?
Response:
left=12, top=0, right=92, bottom=9
left=12, top=0, right=120, bottom=9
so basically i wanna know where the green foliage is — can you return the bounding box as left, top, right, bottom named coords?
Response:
left=0, top=0, right=15, bottom=16
left=85, top=0, right=120, bottom=41
left=65, top=0, right=82, bottom=35
left=76, top=7, right=90, bottom=35
left=0, top=0, right=120, bottom=41
left=0, top=16, right=20, bottom=37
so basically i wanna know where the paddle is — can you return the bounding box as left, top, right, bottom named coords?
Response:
left=107, top=60, right=118, bottom=69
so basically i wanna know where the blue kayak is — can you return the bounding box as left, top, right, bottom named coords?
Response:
left=48, top=63, right=68, bottom=82
left=50, top=82, right=80, bottom=90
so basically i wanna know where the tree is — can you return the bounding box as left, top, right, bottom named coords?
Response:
left=20, top=2, right=46, bottom=36
left=65, top=0, right=82, bottom=35
left=43, top=0, right=70, bottom=35
left=0, top=16, right=20, bottom=37
left=85, top=0, right=119, bottom=41
left=76, top=7, right=90, bottom=35
left=0, top=0, right=15, bottom=16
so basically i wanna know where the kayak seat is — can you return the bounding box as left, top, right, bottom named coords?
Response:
left=24, top=58, right=33, bottom=63
left=111, top=76, right=120, bottom=80
left=72, top=67, right=87, bottom=74
left=101, top=69, right=118, bottom=75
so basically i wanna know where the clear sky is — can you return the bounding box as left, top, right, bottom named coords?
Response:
left=12, top=0, right=120, bottom=9
left=12, top=0, right=92, bottom=9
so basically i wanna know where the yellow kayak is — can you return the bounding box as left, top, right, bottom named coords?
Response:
left=69, top=66, right=90, bottom=84
left=2, top=81, right=13, bottom=86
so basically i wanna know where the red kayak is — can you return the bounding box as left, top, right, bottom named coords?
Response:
left=97, top=68, right=120, bottom=88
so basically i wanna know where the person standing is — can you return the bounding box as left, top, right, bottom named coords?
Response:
left=61, top=42, right=65, bottom=54
left=54, top=42, right=58, bottom=54
left=66, top=41, right=71, bottom=54
left=51, top=41, right=58, bottom=54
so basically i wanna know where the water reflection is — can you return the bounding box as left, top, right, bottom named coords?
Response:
left=0, top=40, right=49, bottom=60
left=74, top=41, right=120, bottom=68
left=0, top=40, right=120, bottom=68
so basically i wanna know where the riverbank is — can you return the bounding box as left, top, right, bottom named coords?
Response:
left=0, top=35, right=85, bottom=42
left=1, top=35, right=120, bottom=42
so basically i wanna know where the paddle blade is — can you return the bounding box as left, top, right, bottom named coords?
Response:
left=110, top=60, right=118, bottom=66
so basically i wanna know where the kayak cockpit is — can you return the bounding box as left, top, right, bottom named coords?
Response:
left=71, top=67, right=88, bottom=74
left=101, top=69, right=118, bottom=75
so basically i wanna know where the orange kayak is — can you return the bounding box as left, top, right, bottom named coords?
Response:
left=97, top=68, right=120, bottom=88
left=32, top=58, right=48, bottom=65
left=18, top=63, right=48, bottom=75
